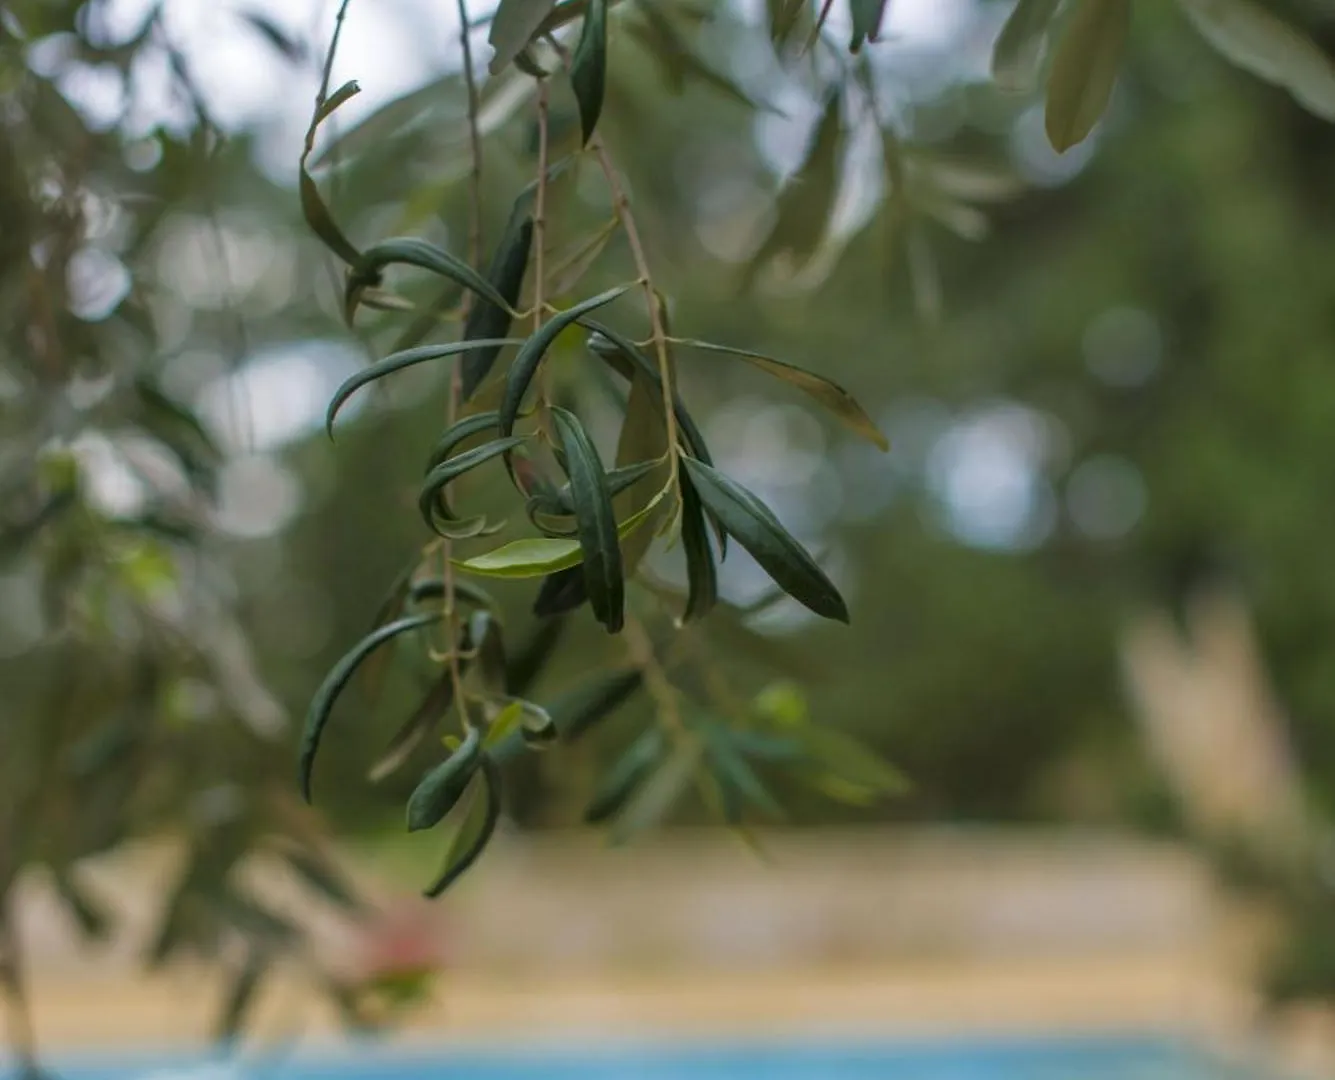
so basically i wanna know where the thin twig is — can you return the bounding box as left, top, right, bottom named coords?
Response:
left=533, top=78, right=551, bottom=337
left=318, top=0, right=356, bottom=107
left=456, top=0, right=485, bottom=269
left=622, top=613, right=682, bottom=733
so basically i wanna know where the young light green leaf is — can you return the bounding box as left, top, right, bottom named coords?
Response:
left=407, top=726, right=484, bottom=832
left=570, top=0, right=608, bottom=145
left=300, top=612, right=441, bottom=802
left=406, top=576, right=497, bottom=611
left=423, top=755, right=502, bottom=898
left=485, top=700, right=527, bottom=747
left=346, top=238, right=515, bottom=324
left=682, top=457, right=849, bottom=623
left=992, top=0, right=1063, bottom=92
left=1177, top=0, right=1335, bottom=121
left=327, top=340, right=521, bottom=437
left=489, top=0, right=558, bottom=73
left=499, top=285, right=631, bottom=441
left=419, top=437, right=527, bottom=536
left=680, top=472, right=718, bottom=623
left=550, top=407, right=624, bottom=633
left=1044, top=0, right=1129, bottom=152
left=461, top=217, right=534, bottom=400
left=674, top=338, right=887, bottom=451
left=585, top=729, right=665, bottom=823
left=848, top=0, right=888, bottom=52
left=799, top=726, right=909, bottom=802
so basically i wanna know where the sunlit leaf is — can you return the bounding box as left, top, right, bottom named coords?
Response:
left=1044, top=0, right=1129, bottom=152
left=461, top=214, right=534, bottom=400
left=489, top=0, right=559, bottom=74
left=347, top=239, right=515, bottom=324
left=327, top=340, right=521, bottom=436
left=991, top=0, right=1063, bottom=92
left=485, top=700, right=526, bottom=747
left=571, top=0, right=608, bottom=144
left=673, top=338, right=887, bottom=451
left=499, top=286, right=631, bottom=444
left=550, top=407, right=624, bottom=632
left=681, top=458, right=849, bottom=623
left=423, top=756, right=502, bottom=897
left=300, top=612, right=441, bottom=802
left=1177, top=0, right=1335, bottom=121
left=406, top=725, right=484, bottom=832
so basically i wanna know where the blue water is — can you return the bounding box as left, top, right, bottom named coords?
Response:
left=3, top=1035, right=1261, bottom=1080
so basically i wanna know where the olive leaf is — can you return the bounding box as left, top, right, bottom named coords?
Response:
left=1176, top=0, right=1335, bottom=122
left=673, top=338, right=887, bottom=451
left=346, top=238, right=515, bottom=325
left=570, top=0, right=608, bottom=144
left=701, top=725, right=785, bottom=821
left=489, top=0, right=559, bottom=74
left=424, top=411, right=502, bottom=472
left=681, top=457, right=849, bottom=624
left=550, top=668, right=643, bottom=741
left=461, top=215, right=534, bottom=400
left=1044, top=0, right=1130, bottom=152
left=585, top=728, right=665, bottom=823
left=499, top=285, right=631, bottom=442
left=466, top=609, right=508, bottom=694
left=368, top=666, right=468, bottom=783
left=418, top=437, right=527, bottom=537
left=532, top=565, right=589, bottom=616
left=301, top=79, right=362, bottom=265
left=848, top=0, right=888, bottom=52
left=608, top=738, right=702, bottom=843
left=680, top=472, right=718, bottom=623
left=327, top=339, right=521, bottom=436
left=278, top=848, right=362, bottom=913
left=550, top=407, right=624, bottom=632
left=991, top=0, right=1063, bottom=92
left=300, top=611, right=441, bottom=802
left=406, top=725, right=484, bottom=832
left=533, top=459, right=663, bottom=517
left=423, top=755, right=503, bottom=898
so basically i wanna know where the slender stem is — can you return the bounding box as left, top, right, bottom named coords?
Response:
left=318, top=0, right=355, bottom=107
left=456, top=0, right=485, bottom=269
left=588, top=136, right=679, bottom=479
left=532, top=79, right=552, bottom=401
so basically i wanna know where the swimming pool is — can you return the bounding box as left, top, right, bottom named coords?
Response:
left=2, top=1035, right=1261, bottom=1080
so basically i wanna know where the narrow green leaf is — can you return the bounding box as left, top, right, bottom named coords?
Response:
left=608, top=738, right=702, bottom=843
left=499, top=286, right=632, bottom=441
left=550, top=407, right=624, bottom=632
left=680, top=472, right=718, bottom=623
left=301, top=80, right=362, bottom=265
left=346, top=239, right=515, bottom=325
left=461, top=217, right=534, bottom=400
left=1044, top=0, right=1129, bottom=152
left=585, top=729, right=665, bottom=823
left=682, top=457, right=848, bottom=623
left=406, top=725, right=484, bottom=832
left=425, top=411, right=501, bottom=472
left=992, top=0, right=1063, bottom=92
left=848, top=0, right=888, bottom=52
left=419, top=437, right=527, bottom=536
left=538, top=459, right=663, bottom=517
left=300, top=612, right=441, bottom=801
left=407, top=576, right=497, bottom=611
left=674, top=339, right=887, bottom=451
left=280, top=848, right=362, bottom=913
left=532, top=565, right=589, bottom=616
left=368, top=667, right=465, bottom=783
left=327, top=340, right=521, bottom=436
left=423, top=756, right=502, bottom=898
left=489, top=0, right=559, bottom=74
left=1176, top=0, right=1335, bottom=121
left=551, top=668, right=643, bottom=741
left=571, top=0, right=609, bottom=144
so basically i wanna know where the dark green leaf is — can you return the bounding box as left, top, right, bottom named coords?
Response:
left=992, top=0, right=1063, bottom=91
left=1044, top=0, right=1129, bottom=152
left=489, top=0, right=559, bottom=74
left=406, top=725, right=484, bottom=832
left=300, top=612, right=441, bottom=802
left=505, top=617, right=567, bottom=696
left=571, top=0, right=608, bottom=144
left=674, top=338, right=887, bottom=451
left=461, top=216, right=534, bottom=400
left=425, top=411, right=501, bottom=471
left=407, top=576, right=497, bottom=611
left=630, top=6, right=774, bottom=112
left=585, top=729, right=665, bottom=823
left=1176, top=0, right=1335, bottom=121
left=681, top=457, right=848, bottom=623
left=539, top=458, right=662, bottom=516
left=848, top=0, right=888, bottom=51
left=608, top=739, right=702, bottom=843
left=239, top=11, right=305, bottom=60
left=327, top=340, right=521, bottom=436
left=216, top=948, right=268, bottom=1043
left=680, top=472, right=718, bottom=623
left=550, top=668, right=643, bottom=741
left=499, top=286, right=631, bottom=442
left=368, top=667, right=466, bottom=783
left=280, top=848, right=362, bottom=913
left=457, top=537, right=585, bottom=577
left=418, top=437, right=526, bottom=536
left=346, top=239, right=515, bottom=325
left=550, top=407, right=624, bottom=632
left=423, top=755, right=502, bottom=897
left=532, top=566, right=588, bottom=617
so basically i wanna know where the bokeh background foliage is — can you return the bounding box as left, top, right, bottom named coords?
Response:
left=5, top=0, right=1335, bottom=1057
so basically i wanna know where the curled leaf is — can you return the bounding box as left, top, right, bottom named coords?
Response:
left=551, top=407, right=624, bottom=632
left=346, top=238, right=515, bottom=325
left=489, top=0, right=559, bottom=74
left=418, top=437, right=527, bottom=536
left=533, top=565, right=589, bottom=617
left=327, top=340, right=521, bottom=436
left=682, top=457, right=848, bottom=623
left=300, top=612, right=441, bottom=801
left=407, top=726, right=484, bottom=832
